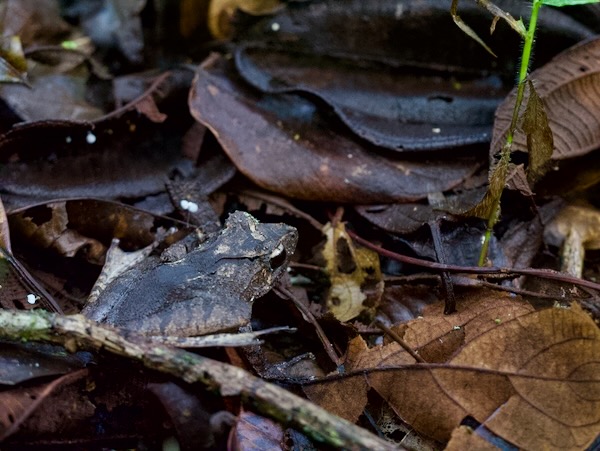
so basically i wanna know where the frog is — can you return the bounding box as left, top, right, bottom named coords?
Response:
left=81, top=211, right=298, bottom=337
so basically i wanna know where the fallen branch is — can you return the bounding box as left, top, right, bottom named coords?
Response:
left=0, top=310, right=398, bottom=451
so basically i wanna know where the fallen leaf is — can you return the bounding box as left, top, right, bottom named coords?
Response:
left=234, top=46, right=505, bottom=151
left=0, top=369, right=90, bottom=441
left=446, top=424, right=500, bottom=451
left=234, top=0, right=595, bottom=82
left=322, top=221, right=383, bottom=322
left=369, top=303, right=600, bottom=449
left=189, top=53, right=481, bottom=203
left=0, top=342, right=87, bottom=385
left=394, top=290, right=534, bottom=362
left=231, top=410, right=284, bottom=451
left=0, top=117, right=188, bottom=205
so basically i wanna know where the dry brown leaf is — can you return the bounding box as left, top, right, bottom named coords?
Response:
left=521, top=80, right=553, bottom=184
left=446, top=425, right=500, bottom=451
left=393, top=289, right=534, bottom=362
left=302, top=375, right=368, bottom=424
left=346, top=335, right=417, bottom=371
left=493, top=36, right=600, bottom=163
left=304, top=335, right=413, bottom=423
left=368, top=304, right=600, bottom=449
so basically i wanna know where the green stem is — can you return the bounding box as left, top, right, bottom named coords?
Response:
left=478, top=0, right=542, bottom=265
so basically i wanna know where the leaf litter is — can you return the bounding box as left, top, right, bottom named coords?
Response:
left=0, top=1, right=599, bottom=450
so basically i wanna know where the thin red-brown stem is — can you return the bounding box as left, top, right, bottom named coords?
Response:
left=348, top=230, right=600, bottom=292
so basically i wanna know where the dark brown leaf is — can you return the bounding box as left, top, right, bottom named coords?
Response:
left=0, top=370, right=89, bottom=441
left=235, top=0, right=594, bottom=82
left=0, top=117, right=188, bottom=206
left=147, top=382, right=219, bottom=450
left=231, top=410, right=284, bottom=451
left=231, top=0, right=599, bottom=152
left=189, top=54, right=481, bottom=203
left=0, top=342, right=87, bottom=386
left=234, top=46, right=505, bottom=151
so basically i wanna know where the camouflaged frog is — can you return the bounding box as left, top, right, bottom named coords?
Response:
left=82, top=211, right=298, bottom=336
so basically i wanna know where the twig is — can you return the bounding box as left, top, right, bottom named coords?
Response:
left=374, top=320, right=425, bottom=364
left=92, top=72, right=172, bottom=123
left=0, top=247, right=63, bottom=314
left=347, top=230, right=600, bottom=292
left=0, top=310, right=398, bottom=451
left=428, top=220, right=456, bottom=314
left=275, top=286, right=342, bottom=367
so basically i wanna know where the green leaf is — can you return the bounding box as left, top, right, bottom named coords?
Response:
left=542, top=0, right=600, bottom=6
left=521, top=80, right=553, bottom=184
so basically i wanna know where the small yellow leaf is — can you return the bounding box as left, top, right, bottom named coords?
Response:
left=322, top=222, right=383, bottom=322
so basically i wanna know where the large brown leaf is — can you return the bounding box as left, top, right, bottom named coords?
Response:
left=493, top=36, right=600, bottom=164
left=307, top=292, right=600, bottom=449
left=189, top=54, right=481, bottom=203
left=367, top=303, right=600, bottom=449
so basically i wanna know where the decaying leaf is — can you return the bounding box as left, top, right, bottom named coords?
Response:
left=306, top=291, right=600, bottom=449
left=232, top=1, right=596, bottom=152
left=391, top=290, right=534, bottom=362
left=321, top=221, right=383, bottom=322
left=234, top=46, right=506, bottom=151
left=371, top=303, right=600, bottom=449
left=446, top=425, right=500, bottom=451
left=464, top=153, right=509, bottom=219
left=8, top=199, right=180, bottom=262
left=231, top=410, right=284, bottom=450
left=0, top=370, right=90, bottom=441
left=235, top=0, right=594, bottom=83
left=0, top=342, right=87, bottom=386
left=521, top=80, right=554, bottom=184
left=0, top=118, right=187, bottom=205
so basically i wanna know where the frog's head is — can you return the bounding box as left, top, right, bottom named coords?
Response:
left=220, top=211, right=298, bottom=299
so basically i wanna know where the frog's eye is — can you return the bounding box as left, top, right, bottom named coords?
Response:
left=269, top=243, right=287, bottom=270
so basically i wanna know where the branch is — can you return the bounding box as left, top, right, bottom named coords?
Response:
left=0, top=310, right=398, bottom=451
